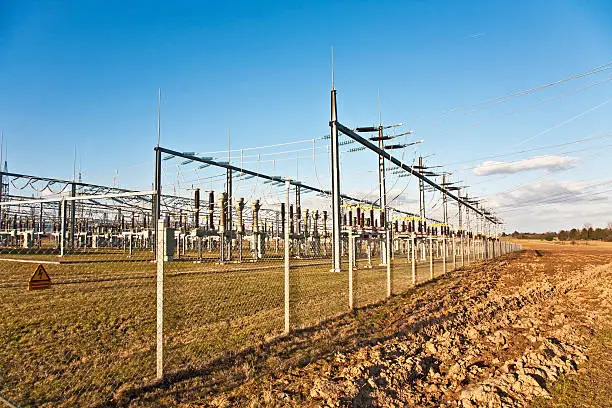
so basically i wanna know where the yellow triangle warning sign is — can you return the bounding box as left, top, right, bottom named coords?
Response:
left=28, top=264, right=51, bottom=290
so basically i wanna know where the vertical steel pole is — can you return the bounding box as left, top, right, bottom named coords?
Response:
left=418, top=157, right=425, bottom=221
left=156, top=218, right=164, bottom=379
left=70, top=183, right=76, bottom=249
left=378, top=125, right=388, bottom=265
left=466, top=207, right=470, bottom=264
left=237, top=198, right=244, bottom=263
left=153, top=147, right=162, bottom=258
left=442, top=174, right=448, bottom=227
left=226, top=168, right=233, bottom=260
left=219, top=194, right=227, bottom=262
left=227, top=126, right=233, bottom=261
left=284, top=181, right=290, bottom=334
left=194, top=188, right=200, bottom=228
left=330, top=88, right=342, bottom=272
left=60, top=198, right=66, bottom=256
left=39, top=202, right=43, bottom=247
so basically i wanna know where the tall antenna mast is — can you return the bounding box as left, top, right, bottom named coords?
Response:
left=227, top=121, right=231, bottom=164
left=331, top=46, right=335, bottom=91
left=378, top=89, right=381, bottom=126
left=157, top=88, right=161, bottom=147
left=73, top=145, right=77, bottom=182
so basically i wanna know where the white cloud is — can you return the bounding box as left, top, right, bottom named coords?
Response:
left=502, top=205, right=612, bottom=234
left=489, top=179, right=607, bottom=209
left=473, top=155, right=579, bottom=176
left=489, top=179, right=611, bottom=232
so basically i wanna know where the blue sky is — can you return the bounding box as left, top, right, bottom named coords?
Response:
left=1, top=0, right=611, bottom=232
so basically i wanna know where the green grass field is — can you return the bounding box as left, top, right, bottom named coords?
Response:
left=0, top=246, right=467, bottom=407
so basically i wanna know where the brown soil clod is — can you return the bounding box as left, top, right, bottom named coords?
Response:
left=140, top=241, right=610, bottom=408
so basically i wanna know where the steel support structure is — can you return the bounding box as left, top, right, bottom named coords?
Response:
left=335, top=122, right=498, bottom=223
left=377, top=125, right=388, bottom=265
left=70, top=183, right=76, bottom=249
left=153, top=147, right=407, bottom=216
left=329, top=88, right=342, bottom=272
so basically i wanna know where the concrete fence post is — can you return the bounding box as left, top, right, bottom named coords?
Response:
left=452, top=237, right=456, bottom=271
left=467, top=237, right=471, bottom=264
left=429, top=237, right=433, bottom=280
left=461, top=235, right=465, bottom=267
left=411, top=233, right=416, bottom=286
left=348, top=229, right=354, bottom=310
left=284, top=181, right=290, bottom=334
left=442, top=237, right=447, bottom=274
left=156, top=218, right=165, bottom=380
left=386, top=231, right=392, bottom=297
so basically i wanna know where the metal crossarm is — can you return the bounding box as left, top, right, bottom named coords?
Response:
left=335, top=123, right=498, bottom=223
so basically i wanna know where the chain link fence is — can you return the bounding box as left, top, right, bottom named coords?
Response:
left=162, top=198, right=287, bottom=375
left=0, top=192, right=157, bottom=407
left=0, top=171, right=522, bottom=406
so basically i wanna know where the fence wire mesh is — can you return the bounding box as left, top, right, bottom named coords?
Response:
left=0, top=193, right=157, bottom=407
left=0, top=151, right=521, bottom=406
left=162, top=202, right=287, bottom=374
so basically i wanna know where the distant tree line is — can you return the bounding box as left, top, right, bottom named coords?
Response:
left=503, top=223, right=612, bottom=242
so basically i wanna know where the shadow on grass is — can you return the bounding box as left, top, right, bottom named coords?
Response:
left=105, top=266, right=480, bottom=407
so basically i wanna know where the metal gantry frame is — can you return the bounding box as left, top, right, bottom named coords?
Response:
left=333, top=123, right=499, bottom=221
left=0, top=171, right=195, bottom=214
left=328, top=87, right=500, bottom=271
left=155, top=144, right=444, bottom=272
left=154, top=146, right=423, bottom=218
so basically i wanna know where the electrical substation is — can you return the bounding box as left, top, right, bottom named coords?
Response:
left=0, top=84, right=520, bottom=407
left=0, top=86, right=513, bottom=268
